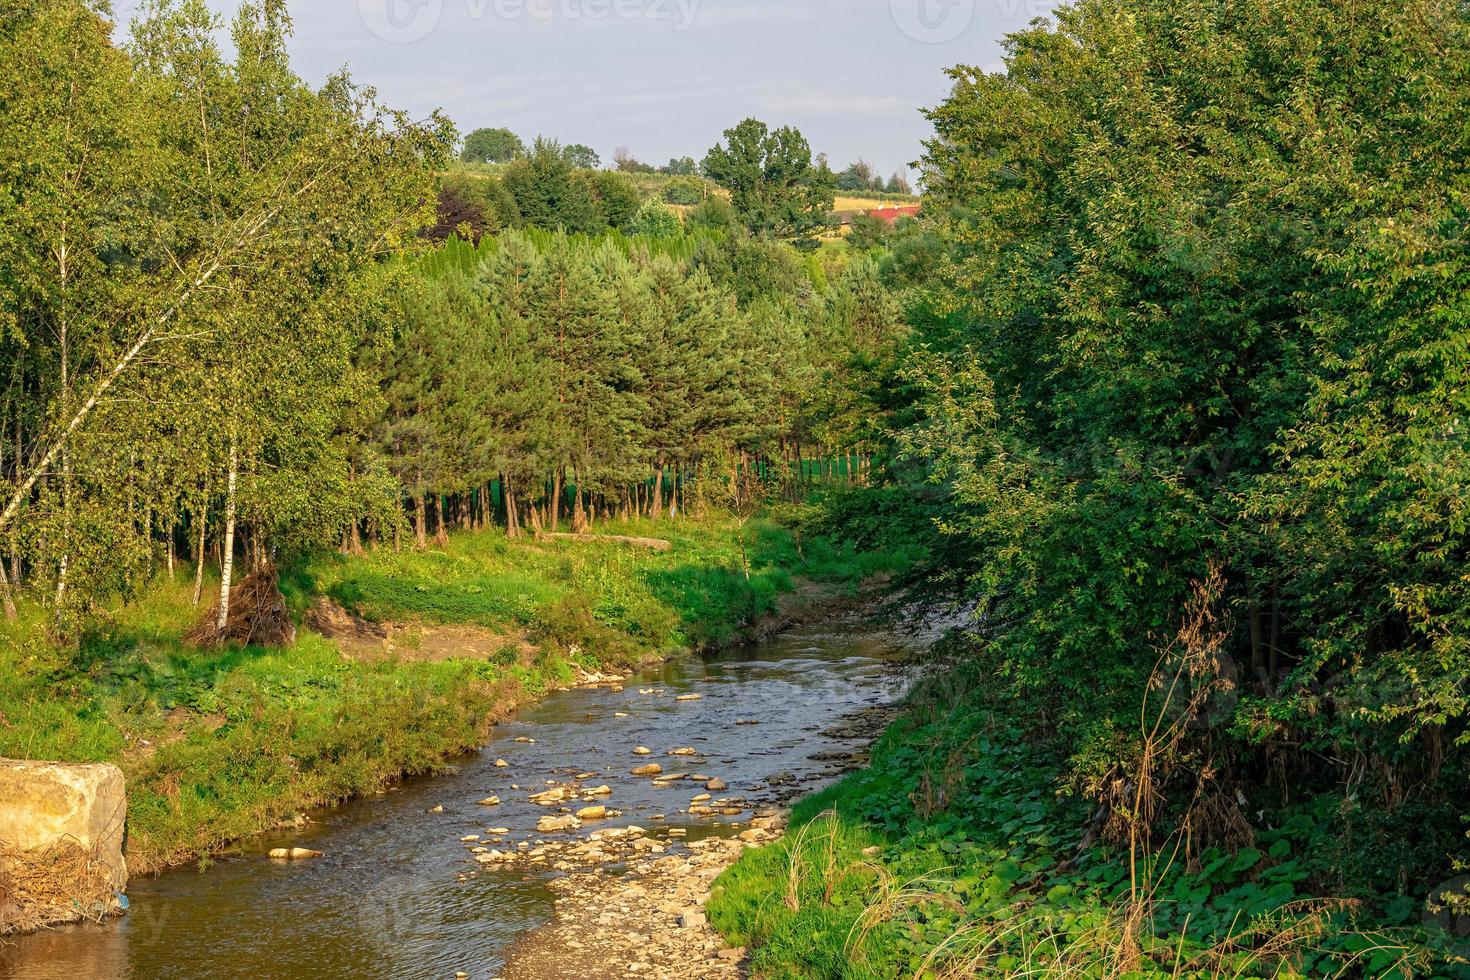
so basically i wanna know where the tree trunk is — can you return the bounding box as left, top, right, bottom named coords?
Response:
left=415, top=492, right=428, bottom=549
left=192, top=507, right=207, bottom=606
left=216, top=441, right=239, bottom=631
left=651, top=462, right=663, bottom=518
left=9, top=411, right=18, bottom=587
left=166, top=522, right=176, bottom=579
left=0, top=557, right=16, bottom=621
left=506, top=479, right=521, bottom=538
left=571, top=467, right=588, bottom=534
left=551, top=467, right=564, bottom=533
left=434, top=494, right=449, bottom=546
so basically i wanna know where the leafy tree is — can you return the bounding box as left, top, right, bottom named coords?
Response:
left=892, top=0, right=1470, bottom=899
left=0, top=0, right=448, bottom=629
left=628, top=201, right=683, bottom=238
left=660, top=156, right=698, bottom=176
left=701, top=118, right=835, bottom=239
left=590, top=171, right=640, bottom=230
left=500, top=138, right=605, bottom=234
left=686, top=195, right=738, bottom=232
left=562, top=143, right=600, bottom=169
left=461, top=126, right=523, bottom=163
left=837, top=159, right=882, bottom=192
left=845, top=213, right=891, bottom=251
left=662, top=176, right=704, bottom=206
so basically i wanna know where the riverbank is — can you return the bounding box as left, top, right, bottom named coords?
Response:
left=0, top=511, right=916, bottom=915
left=705, top=666, right=1464, bottom=979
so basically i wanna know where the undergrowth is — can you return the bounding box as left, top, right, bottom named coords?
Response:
left=708, top=664, right=1470, bottom=980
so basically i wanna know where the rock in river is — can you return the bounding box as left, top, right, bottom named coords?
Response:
left=631, top=763, right=663, bottom=777
left=537, top=814, right=582, bottom=833
left=268, top=847, right=323, bottom=860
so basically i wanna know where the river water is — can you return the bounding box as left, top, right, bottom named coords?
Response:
left=1, top=609, right=916, bottom=980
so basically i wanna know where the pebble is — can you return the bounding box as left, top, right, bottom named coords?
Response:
left=495, top=759, right=509, bottom=767
left=478, top=796, right=500, bottom=806
left=633, top=746, right=652, bottom=755
left=631, top=763, right=663, bottom=776
left=674, top=693, right=703, bottom=702
left=267, top=847, right=323, bottom=860
left=429, top=805, right=444, bottom=814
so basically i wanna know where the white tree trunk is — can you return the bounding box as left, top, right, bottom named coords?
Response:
left=216, top=442, right=238, bottom=630
left=0, top=557, right=16, bottom=621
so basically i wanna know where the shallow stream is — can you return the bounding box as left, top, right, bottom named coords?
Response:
left=2, top=609, right=916, bottom=979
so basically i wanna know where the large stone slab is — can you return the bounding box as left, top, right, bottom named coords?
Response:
left=0, top=759, right=127, bottom=890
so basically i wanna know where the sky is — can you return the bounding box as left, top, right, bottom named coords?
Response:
left=169, top=0, right=1061, bottom=180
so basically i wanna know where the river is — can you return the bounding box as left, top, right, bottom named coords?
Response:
left=0, top=608, right=916, bottom=980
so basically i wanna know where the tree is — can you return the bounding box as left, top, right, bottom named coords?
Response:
left=701, top=118, right=835, bottom=239
left=461, top=126, right=523, bottom=163
left=613, top=146, right=655, bottom=173
left=562, top=143, right=600, bottom=169
left=660, top=156, right=698, bottom=176
left=591, top=172, right=640, bottom=230
left=0, top=0, right=449, bottom=633
left=686, top=195, right=738, bottom=232
left=837, top=159, right=877, bottom=192
left=884, top=171, right=911, bottom=195
left=892, top=0, right=1470, bottom=901
left=500, top=138, right=605, bottom=234
left=628, top=200, right=683, bottom=238
left=662, top=176, right=704, bottom=206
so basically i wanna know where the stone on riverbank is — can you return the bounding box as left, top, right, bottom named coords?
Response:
left=0, top=759, right=128, bottom=934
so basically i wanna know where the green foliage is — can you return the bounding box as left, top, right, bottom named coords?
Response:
left=561, top=143, right=600, bottom=169
left=660, top=156, right=698, bottom=177
left=461, top=126, right=523, bottom=163
left=661, top=176, right=705, bottom=206
left=499, top=137, right=606, bottom=234
left=711, top=671, right=1458, bottom=978
left=868, top=0, right=1470, bottom=905
left=701, top=118, right=836, bottom=240
left=629, top=200, right=683, bottom=238
left=0, top=0, right=450, bottom=631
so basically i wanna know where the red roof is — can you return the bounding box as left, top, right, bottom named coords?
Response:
left=866, top=205, right=921, bottom=224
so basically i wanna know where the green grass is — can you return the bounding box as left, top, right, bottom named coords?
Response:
left=293, top=513, right=910, bottom=655
left=0, top=510, right=916, bottom=873
left=708, top=670, right=1466, bottom=979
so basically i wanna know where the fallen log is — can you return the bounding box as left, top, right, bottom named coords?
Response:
left=543, top=532, right=672, bottom=552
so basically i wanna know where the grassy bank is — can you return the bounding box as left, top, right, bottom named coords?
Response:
left=708, top=665, right=1467, bottom=979
left=0, top=511, right=913, bottom=875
